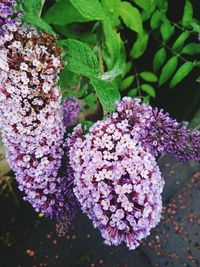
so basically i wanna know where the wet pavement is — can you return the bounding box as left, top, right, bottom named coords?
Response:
left=0, top=156, right=199, bottom=267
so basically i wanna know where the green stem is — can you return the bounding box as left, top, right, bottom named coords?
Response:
left=159, top=9, right=199, bottom=37
left=39, top=0, right=46, bottom=17
left=103, top=111, right=108, bottom=120
left=154, top=36, right=190, bottom=63
left=164, top=43, right=188, bottom=62
left=98, top=46, right=104, bottom=75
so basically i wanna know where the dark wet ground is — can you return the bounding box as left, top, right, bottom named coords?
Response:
left=0, top=155, right=199, bottom=267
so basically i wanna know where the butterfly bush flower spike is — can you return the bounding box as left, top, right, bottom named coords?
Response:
left=68, top=97, right=200, bottom=249
left=115, top=97, right=200, bottom=162
left=68, top=119, right=164, bottom=250
left=0, top=1, right=77, bottom=230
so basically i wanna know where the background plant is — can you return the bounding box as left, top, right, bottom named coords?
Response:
left=16, top=0, right=200, bottom=115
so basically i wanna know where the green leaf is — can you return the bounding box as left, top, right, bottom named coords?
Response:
left=150, top=10, right=162, bottom=29
left=130, top=31, right=149, bottom=59
left=61, top=39, right=99, bottom=78
left=54, top=24, right=79, bottom=38
left=133, top=0, right=157, bottom=21
left=70, top=0, right=105, bottom=20
left=157, top=0, right=168, bottom=12
left=170, top=62, right=194, bottom=88
left=172, top=32, right=190, bottom=51
left=139, top=72, right=157, bottom=82
left=44, top=0, right=104, bottom=25
left=143, top=95, right=150, bottom=104
left=159, top=56, right=178, bottom=86
left=85, top=93, right=97, bottom=110
left=90, top=78, right=120, bottom=112
left=102, top=17, right=119, bottom=68
left=101, top=0, right=115, bottom=12
left=182, top=43, right=200, bottom=55
left=22, top=13, right=56, bottom=35
left=191, top=20, right=200, bottom=33
left=102, top=17, right=126, bottom=79
left=182, top=0, right=193, bottom=27
left=160, top=20, right=174, bottom=42
left=142, top=3, right=157, bottom=21
left=101, top=63, right=126, bottom=81
left=101, top=0, right=121, bottom=27
left=22, top=0, right=44, bottom=16
left=141, top=84, right=156, bottom=97
left=44, top=0, right=87, bottom=25
left=126, top=62, right=132, bottom=73
left=118, top=2, right=143, bottom=33
left=133, top=0, right=150, bottom=10
left=58, top=65, right=78, bottom=90
left=120, top=76, right=135, bottom=90
left=128, top=88, right=138, bottom=97
left=81, top=121, right=94, bottom=133
left=76, top=84, right=89, bottom=98
left=153, top=47, right=167, bottom=73
left=101, top=0, right=120, bottom=14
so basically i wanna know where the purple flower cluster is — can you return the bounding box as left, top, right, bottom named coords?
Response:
left=0, top=0, right=21, bottom=46
left=68, top=97, right=200, bottom=249
left=114, top=97, right=200, bottom=162
left=62, top=98, right=80, bottom=128
left=0, top=1, right=78, bottom=228
left=69, top=121, right=164, bottom=249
